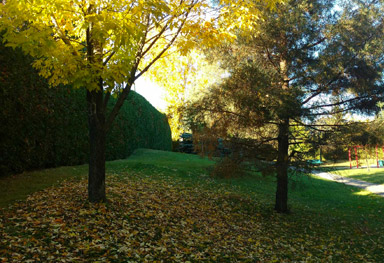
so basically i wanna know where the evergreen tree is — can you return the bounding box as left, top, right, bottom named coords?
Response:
left=188, top=0, right=384, bottom=212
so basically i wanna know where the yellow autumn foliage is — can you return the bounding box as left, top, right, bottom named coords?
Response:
left=148, top=48, right=224, bottom=140
left=0, top=0, right=283, bottom=92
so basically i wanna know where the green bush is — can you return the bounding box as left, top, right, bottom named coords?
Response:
left=106, top=91, right=172, bottom=160
left=0, top=40, right=171, bottom=176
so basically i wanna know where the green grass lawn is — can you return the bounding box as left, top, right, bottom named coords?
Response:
left=1, top=149, right=383, bottom=262
left=319, top=161, right=384, bottom=185
left=0, top=165, right=88, bottom=208
left=333, top=168, right=384, bottom=185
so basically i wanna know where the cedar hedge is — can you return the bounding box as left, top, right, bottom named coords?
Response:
left=0, top=39, right=171, bottom=176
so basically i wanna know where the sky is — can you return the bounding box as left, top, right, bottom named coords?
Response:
left=134, top=77, right=167, bottom=112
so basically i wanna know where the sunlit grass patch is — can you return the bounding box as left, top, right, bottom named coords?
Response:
left=323, top=167, right=384, bottom=185
left=353, top=189, right=373, bottom=196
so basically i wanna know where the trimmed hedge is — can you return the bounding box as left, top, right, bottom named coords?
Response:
left=106, top=92, right=172, bottom=160
left=0, top=41, right=171, bottom=176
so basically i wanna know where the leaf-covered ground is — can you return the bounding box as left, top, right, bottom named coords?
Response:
left=1, top=170, right=383, bottom=262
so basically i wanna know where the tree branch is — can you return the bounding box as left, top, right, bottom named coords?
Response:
left=104, top=14, right=151, bottom=129
left=301, top=37, right=326, bottom=50
left=103, top=51, right=116, bottom=66
left=134, top=4, right=195, bottom=81
left=304, top=95, right=370, bottom=110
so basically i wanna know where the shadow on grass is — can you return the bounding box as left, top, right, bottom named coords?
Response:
left=0, top=165, right=88, bottom=208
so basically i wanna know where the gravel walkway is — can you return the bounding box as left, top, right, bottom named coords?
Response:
left=312, top=170, right=384, bottom=197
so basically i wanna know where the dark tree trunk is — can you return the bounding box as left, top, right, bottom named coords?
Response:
left=275, top=118, right=290, bottom=213
left=87, top=89, right=106, bottom=203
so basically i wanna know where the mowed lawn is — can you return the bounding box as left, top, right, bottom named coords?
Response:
left=320, top=160, right=384, bottom=185
left=0, top=149, right=383, bottom=262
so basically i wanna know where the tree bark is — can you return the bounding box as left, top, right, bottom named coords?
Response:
left=85, top=4, right=107, bottom=203
left=275, top=118, right=290, bottom=213
left=87, top=89, right=106, bottom=203
left=274, top=43, right=291, bottom=213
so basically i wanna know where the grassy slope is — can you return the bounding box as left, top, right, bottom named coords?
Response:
left=1, top=149, right=383, bottom=262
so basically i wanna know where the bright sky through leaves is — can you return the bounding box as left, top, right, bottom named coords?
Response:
left=135, top=78, right=167, bottom=112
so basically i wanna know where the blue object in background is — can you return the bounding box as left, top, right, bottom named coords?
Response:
left=307, top=159, right=323, bottom=165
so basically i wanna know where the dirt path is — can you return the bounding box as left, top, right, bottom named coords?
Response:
left=312, top=170, right=384, bottom=198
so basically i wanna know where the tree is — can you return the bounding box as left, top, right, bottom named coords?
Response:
left=148, top=48, right=224, bottom=141
left=0, top=0, right=207, bottom=202
left=187, top=0, right=384, bottom=212
left=0, top=0, right=282, bottom=202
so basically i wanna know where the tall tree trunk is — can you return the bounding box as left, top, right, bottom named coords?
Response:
left=275, top=118, right=289, bottom=213
left=87, top=89, right=106, bottom=203
left=275, top=46, right=290, bottom=213
left=86, top=4, right=107, bottom=203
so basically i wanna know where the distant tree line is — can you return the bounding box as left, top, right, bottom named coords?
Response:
left=0, top=41, right=172, bottom=176
left=316, top=112, right=384, bottom=162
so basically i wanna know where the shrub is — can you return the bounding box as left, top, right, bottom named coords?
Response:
left=209, top=156, right=246, bottom=179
